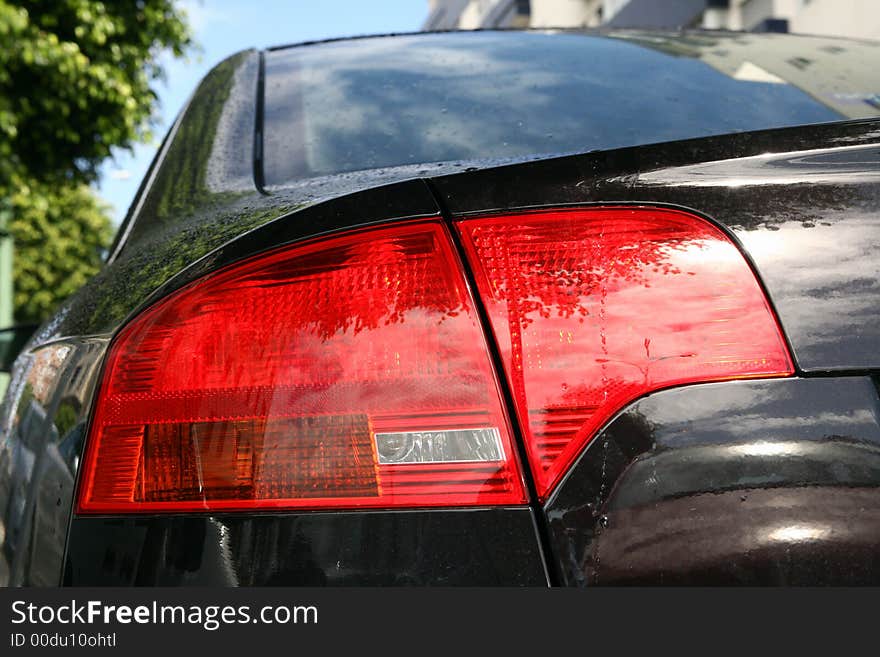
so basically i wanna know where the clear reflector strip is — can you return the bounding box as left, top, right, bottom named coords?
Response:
left=375, top=427, right=504, bottom=464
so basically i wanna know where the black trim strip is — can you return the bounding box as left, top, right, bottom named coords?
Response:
left=424, top=178, right=560, bottom=586
left=253, top=49, right=268, bottom=195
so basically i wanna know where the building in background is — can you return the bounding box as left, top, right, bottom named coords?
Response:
left=425, top=0, right=531, bottom=29
left=424, top=0, right=880, bottom=40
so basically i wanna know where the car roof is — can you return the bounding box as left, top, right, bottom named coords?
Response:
left=263, top=26, right=880, bottom=53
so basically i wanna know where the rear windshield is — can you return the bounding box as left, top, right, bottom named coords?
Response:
left=263, top=31, right=880, bottom=186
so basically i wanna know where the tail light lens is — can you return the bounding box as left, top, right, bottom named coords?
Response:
left=78, top=222, right=526, bottom=513
left=457, top=207, right=793, bottom=499
left=80, top=206, right=793, bottom=512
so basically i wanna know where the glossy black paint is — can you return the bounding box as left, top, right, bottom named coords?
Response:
left=1, top=31, right=879, bottom=586
left=65, top=509, right=548, bottom=586
left=0, top=338, right=107, bottom=585
left=545, top=377, right=880, bottom=585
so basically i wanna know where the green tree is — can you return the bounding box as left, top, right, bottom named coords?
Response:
left=9, top=182, right=114, bottom=322
left=0, top=0, right=192, bottom=322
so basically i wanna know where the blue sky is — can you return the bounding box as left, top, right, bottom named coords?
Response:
left=97, top=0, right=427, bottom=224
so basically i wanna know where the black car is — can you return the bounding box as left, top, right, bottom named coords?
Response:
left=2, top=29, right=880, bottom=586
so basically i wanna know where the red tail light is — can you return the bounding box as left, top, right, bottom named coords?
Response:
left=457, top=207, right=793, bottom=499
left=80, top=207, right=793, bottom=512
left=78, top=222, right=526, bottom=513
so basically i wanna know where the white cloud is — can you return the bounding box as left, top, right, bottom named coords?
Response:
left=178, top=0, right=236, bottom=32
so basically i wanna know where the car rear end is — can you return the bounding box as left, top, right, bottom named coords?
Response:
left=2, top=30, right=880, bottom=586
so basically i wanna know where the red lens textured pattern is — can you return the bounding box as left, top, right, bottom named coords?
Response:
left=457, top=207, right=794, bottom=499
left=78, top=222, right=526, bottom=513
